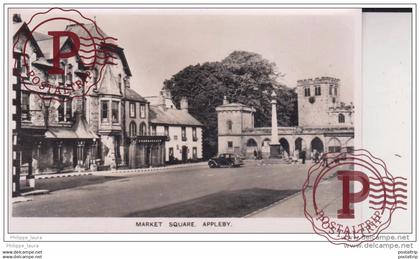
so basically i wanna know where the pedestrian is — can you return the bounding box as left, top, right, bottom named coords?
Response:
left=301, top=149, right=307, bottom=164
left=293, top=149, right=299, bottom=164
left=253, top=149, right=257, bottom=160
left=314, top=149, right=319, bottom=163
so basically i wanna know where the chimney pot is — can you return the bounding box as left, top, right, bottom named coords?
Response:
left=180, top=97, right=188, bottom=111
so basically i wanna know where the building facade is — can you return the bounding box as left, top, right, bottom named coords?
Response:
left=13, top=20, right=168, bottom=175
left=216, top=77, right=354, bottom=159
left=147, top=90, right=204, bottom=163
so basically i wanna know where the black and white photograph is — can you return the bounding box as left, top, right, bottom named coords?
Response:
left=9, top=7, right=358, bottom=224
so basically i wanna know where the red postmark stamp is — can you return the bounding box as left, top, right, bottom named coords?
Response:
left=302, top=149, right=407, bottom=246
left=13, top=8, right=118, bottom=103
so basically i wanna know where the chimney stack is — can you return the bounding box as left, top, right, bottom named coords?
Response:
left=180, top=97, right=188, bottom=111
left=223, top=96, right=229, bottom=105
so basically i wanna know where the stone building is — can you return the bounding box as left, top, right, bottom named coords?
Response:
left=216, top=77, right=354, bottom=159
left=12, top=20, right=167, bottom=174
left=147, top=90, right=203, bottom=163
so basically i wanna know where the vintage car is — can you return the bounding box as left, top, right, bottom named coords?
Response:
left=208, top=153, right=244, bottom=168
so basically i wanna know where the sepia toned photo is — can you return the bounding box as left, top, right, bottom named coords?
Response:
left=8, top=7, right=363, bottom=233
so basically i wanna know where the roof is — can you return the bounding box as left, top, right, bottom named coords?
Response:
left=97, top=65, right=122, bottom=96
left=45, top=112, right=98, bottom=139
left=125, top=88, right=147, bottom=102
left=149, top=106, right=203, bottom=127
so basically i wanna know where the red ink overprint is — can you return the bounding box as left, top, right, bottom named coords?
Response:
left=302, top=149, right=408, bottom=246
left=13, top=8, right=118, bottom=103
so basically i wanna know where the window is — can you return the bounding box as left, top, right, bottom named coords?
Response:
left=59, top=62, right=65, bottom=85
left=129, top=121, right=137, bottom=137
left=101, top=100, right=109, bottom=123
left=315, top=85, right=321, bottom=96
left=151, top=125, right=156, bottom=136
left=140, top=104, right=146, bottom=118
left=227, top=120, right=232, bottom=131
left=227, top=141, right=233, bottom=148
left=334, top=87, right=338, bottom=96
left=181, top=127, right=187, bottom=141
left=140, top=122, right=147, bottom=136
left=338, top=114, right=345, bottom=123
left=66, top=64, right=73, bottom=83
left=20, top=54, right=29, bottom=77
left=192, top=147, right=197, bottom=159
left=192, top=127, right=197, bottom=141
left=112, top=101, right=119, bottom=123
left=164, top=126, right=169, bottom=137
left=58, top=98, right=72, bottom=122
left=21, top=92, right=30, bottom=121
left=129, top=102, right=136, bottom=118
left=304, top=87, right=311, bottom=97
left=329, top=85, right=333, bottom=95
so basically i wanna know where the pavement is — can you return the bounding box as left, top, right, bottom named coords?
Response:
left=20, top=161, right=209, bottom=180
left=12, top=161, right=313, bottom=217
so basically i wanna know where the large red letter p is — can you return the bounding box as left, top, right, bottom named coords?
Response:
left=337, top=170, right=370, bottom=218
left=48, top=31, right=80, bottom=74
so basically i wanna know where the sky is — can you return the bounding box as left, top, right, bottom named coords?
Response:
left=12, top=8, right=360, bottom=102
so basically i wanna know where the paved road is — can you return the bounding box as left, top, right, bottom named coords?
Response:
left=13, top=162, right=313, bottom=217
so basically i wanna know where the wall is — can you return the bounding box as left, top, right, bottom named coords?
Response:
left=155, top=125, right=203, bottom=161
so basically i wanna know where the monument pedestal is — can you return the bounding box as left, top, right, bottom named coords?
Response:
left=269, top=144, right=281, bottom=159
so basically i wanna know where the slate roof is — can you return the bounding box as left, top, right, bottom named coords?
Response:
left=149, top=106, right=203, bottom=127
left=125, top=88, right=147, bottom=102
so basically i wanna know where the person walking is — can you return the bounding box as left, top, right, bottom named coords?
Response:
left=293, top=149, right=299, bottom=164
left=301, top=149, right=307, bottom=164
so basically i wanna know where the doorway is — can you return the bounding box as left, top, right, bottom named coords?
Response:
left=181, top=146, right=188, bottom=162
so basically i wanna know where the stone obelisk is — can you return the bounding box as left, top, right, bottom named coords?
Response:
left=269, top=91, right=281, bottom=158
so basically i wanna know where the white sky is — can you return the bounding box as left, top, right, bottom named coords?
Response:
left=11, top=8, right=360, bottom=102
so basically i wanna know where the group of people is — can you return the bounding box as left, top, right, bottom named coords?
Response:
left=251, top=148, right=329, bottom=166
left=290, top=149, right=325, bottom=165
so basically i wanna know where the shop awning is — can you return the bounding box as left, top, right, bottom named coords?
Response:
left=45, top=112, right=98, bottom=140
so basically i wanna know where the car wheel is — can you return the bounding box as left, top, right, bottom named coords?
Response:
left=209, top=161, right=217, bottom=168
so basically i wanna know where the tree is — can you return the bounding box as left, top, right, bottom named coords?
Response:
left=163, top=51, right=298, bottom=159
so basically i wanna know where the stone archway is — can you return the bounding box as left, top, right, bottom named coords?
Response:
left=295, top=137, right=306, bottom=152
left=344, top=137, right=354, bottom=153
left=327, top=138, right=341, bottom=153
left=261, top=138, right=271, bottom=154
left=279, top=138, right=290, bottom=156
left=310, top=137, right=324, bottom=153
left=246, top=138, right=258, bottom=157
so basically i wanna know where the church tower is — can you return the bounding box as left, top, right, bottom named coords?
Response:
left=296, top=77, right=340, bottom=127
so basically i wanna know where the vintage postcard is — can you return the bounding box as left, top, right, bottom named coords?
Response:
left=2, top=4, right=416, bottom=251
